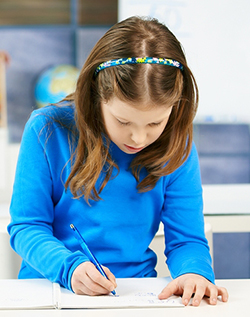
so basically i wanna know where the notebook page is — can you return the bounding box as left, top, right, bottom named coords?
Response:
left=60, top=277, right=184, bottom=309
left=0, top=279, right=55, bottom=310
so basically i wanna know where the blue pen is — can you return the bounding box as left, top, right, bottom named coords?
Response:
left=70, top=224, right=116, bottom=296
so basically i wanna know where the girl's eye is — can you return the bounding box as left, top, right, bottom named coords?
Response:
left=149, top=122, right=162, bottom=127
left=117, top=119, right=130, bottom=126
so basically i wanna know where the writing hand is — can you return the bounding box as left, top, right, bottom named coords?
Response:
left=71, top=261, right=117, bottom=296
left=158, top=273, right=228, bottom=306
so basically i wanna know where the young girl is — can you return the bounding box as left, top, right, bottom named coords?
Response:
left=8, top=16, right=228, bottom=306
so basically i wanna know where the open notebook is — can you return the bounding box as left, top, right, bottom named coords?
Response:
left=0, top=277, right=184, bottom=310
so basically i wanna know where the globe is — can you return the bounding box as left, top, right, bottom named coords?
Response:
left=34, top=64, right=80, bottom=108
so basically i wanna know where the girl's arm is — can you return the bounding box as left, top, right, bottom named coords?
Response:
left=160, top=143, right=228, bottom=305
left=8, top=110, right=88, bottom=291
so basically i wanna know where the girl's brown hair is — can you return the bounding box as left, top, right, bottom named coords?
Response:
left=64, top=16, right=198, bottom=202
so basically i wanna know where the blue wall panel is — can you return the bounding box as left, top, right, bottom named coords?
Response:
left=199, top=156, right=250, bottom=184
left=76, top=27, right=108, bottom=67
left=1, top=27, right=74, bottom=142
left=194, top=124, right=250, bottom=184
left=213, top=233, right=250, bottom=279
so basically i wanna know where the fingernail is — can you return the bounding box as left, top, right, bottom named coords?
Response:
left=184, top=299, right=188, bottom=305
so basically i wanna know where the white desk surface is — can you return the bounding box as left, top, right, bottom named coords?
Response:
left=0, top=279, right=249, bottom=317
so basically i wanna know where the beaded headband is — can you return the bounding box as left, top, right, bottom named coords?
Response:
left=94, top=57, right=183, bottom=76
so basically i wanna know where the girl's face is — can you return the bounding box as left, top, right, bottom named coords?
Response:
left=101, top=97, right=173, bottom=154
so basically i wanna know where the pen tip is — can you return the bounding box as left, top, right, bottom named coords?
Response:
left=70, top=224, right=74, bottom=229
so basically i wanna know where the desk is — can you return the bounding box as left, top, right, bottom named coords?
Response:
left=0, top=279, right=249, bottom=317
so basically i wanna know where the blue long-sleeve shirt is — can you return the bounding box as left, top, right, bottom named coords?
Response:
left=8, top=104, right=214, bottom=291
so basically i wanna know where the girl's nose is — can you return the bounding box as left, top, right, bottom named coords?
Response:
left=130, top=130, right=147, bottom=146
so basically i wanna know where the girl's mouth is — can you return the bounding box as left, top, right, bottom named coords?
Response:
left=124, top=144, right=144, bottom=153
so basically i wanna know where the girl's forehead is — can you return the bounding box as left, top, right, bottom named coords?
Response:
left=103, top=96, right=172, bottom=121
left=106, top=96, right=172, bottom=111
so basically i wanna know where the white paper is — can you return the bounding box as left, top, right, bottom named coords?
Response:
left=60, top=277, right=184, bottom=309
left=0, top=279, right=55, bottom=310
left=0, top=277, right=184, bottom=310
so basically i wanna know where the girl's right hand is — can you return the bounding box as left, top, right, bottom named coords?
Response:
left=71, top=261, right=117, bottom=295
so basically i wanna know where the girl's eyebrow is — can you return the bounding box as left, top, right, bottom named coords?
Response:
left=115, top=115, right=167, bottom=125
left=111, top=113, right=130, bottom=122
left=116, top=116, right=130, bottom=122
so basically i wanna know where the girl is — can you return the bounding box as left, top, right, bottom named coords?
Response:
left=8, top=16, right=228, bottom=306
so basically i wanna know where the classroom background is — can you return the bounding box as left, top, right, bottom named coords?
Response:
left=0, top=0, right=249, bottom=279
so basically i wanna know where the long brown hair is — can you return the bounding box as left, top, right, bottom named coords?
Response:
left=64, top=16, right=198, bottom=203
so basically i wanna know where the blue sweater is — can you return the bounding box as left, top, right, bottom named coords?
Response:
left=8, top=104, right=214, bottom=291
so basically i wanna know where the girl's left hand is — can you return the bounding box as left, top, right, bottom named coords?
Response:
left=158, top=273, right=228, bottom=306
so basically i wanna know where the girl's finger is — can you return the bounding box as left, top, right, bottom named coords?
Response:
left=81, top=274, right=112, bottom=295
left=74, top=278, right=109, bottom=296
left=208, top=286, right=218, bottom=305
left=182, top=282, right=195, bottom=306
left=102, top=266, right=117, bottom=288
left=218, top=286, right=229, bottom=302
left=86, top=263, right=116, bottom=293
left=192, top=284, right=206, bottom=306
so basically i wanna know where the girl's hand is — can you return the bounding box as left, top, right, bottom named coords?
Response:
left=71, top=261, right=117, bottom=295
left=158, top=273, right=228, bottom=306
